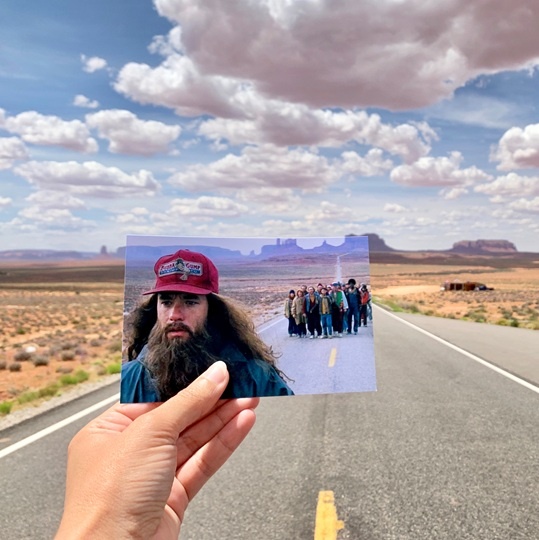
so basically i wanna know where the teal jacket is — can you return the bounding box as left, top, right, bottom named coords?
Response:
left=121, top=344, right=294, bottom=402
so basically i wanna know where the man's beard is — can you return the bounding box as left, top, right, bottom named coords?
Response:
left=145, top=321, right=220, bottom=401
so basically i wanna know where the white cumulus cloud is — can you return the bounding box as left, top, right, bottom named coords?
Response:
left=18, top=206, right=95, bottom=230
left=151, top=0, right=539, bottom=110
left=509, top=197, right=539, bottom=213
left=440, top=187, right=469, bottom=200
left=85, top=109, right=181, bottom=155
left=0, top=109, right=97, bottom=152
left=304, top=201, right=356, bottom=222
left=169, top=144, right=340, bottom=193
left=157, top=196, right=248, bottom=219
left=491, top=124, right=539, bottom=170
left=14, top=161, right=160, bottom=198
left=383, top=203, right=409, bottom=213
left=341, top=149, right=394, bottom=176
left=114, top=55, right=242, bottom=118
left=390, top=152, right=492, bottom=187
left=25, top=190, right=86, bottom=210
left=73, top=94, right=100, bottom=109
left=0, top=196, right=12, bottom=209
left=81, top=55, right=108, bottom=73
left=0, top=136, right=28, bottom=169
left=148, top=27, right=184, bottom=56
left=198, top=99, right=435, bottom=162
left=474, top=172, right=539, bottom=198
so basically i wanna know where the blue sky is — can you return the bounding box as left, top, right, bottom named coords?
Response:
left=1, top=0, right=538, bottom=253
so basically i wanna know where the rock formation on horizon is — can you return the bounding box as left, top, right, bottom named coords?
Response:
left=346, top=233, right=394, bottom=252
left=450, top=239, right=518, bottom=254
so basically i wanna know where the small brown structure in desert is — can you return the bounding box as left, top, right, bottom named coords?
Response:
left=441, top=280, right=493, bottom=292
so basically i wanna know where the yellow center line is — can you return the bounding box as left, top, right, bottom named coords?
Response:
left=314, top=490, right=344, bottom=540
left=328, top=347, right=337, bottom=367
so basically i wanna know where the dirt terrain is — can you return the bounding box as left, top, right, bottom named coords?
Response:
left=372, top=263, right=539, bottom=329
left=0, top=263, right=125, bottom=407
left=1, top=253, right=537, bottom=412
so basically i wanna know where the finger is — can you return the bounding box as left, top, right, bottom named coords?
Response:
left=175, top=397, right=260, bottom=467
left=117, top=401, right=162, bottom=420
left=135, top=361, right=229, bottom=442
left=176, top=408, right=257, bottom=505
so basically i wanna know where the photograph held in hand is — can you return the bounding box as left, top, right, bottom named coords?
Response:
left=121, top=235, right=377, bottom=402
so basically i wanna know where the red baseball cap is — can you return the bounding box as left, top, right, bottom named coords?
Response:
left=143, top=249, right=219, bottom=296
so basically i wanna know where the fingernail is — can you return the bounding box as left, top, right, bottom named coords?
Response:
left=204, top=361, right=227, bottom=384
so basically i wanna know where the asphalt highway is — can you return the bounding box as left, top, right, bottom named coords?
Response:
left=1, top=307, right=538, bottom=539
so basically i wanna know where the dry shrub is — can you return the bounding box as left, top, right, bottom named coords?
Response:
left=61, top=350, right=76, bottom=361
left=108, top=341, right=122, bottom=353
left=56, top=366, right=73, bottom=374
left=14, top=350, right=33, bottom=362
left=33, top=355, right=50, bottom=367
left=9, top=362, right=22, bottom=372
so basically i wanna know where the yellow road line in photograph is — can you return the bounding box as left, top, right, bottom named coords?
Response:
left=314, top=490, right=344, bottom=540
left=328, top=348, right=337, bottom=367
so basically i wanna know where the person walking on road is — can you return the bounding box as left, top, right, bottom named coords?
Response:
left=305, top=286, right=321, bottom=338
left=359, top=283, right=370, bottom=327
left=330, top=282, right=348, bottom=337
left=346, top=278, right=360, bottom=334
left=292, top=289, right=307, bottom=337
left=284, top=289, right=298, bottom=337
left=319, top=287, right=333, bottom=338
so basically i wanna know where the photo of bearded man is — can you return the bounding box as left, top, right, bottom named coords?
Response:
left=121, top=249, right=294, bottom=402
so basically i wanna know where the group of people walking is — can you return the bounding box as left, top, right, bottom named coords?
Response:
left=284, top=279, right=372, bottom=338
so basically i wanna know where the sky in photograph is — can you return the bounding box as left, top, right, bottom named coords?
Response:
left=1, top=0, right=539, bottom=253
left=126, top=235, right=349, bottom=255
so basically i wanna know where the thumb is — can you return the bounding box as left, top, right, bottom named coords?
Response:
left=140, top=361, right=229, bottom=439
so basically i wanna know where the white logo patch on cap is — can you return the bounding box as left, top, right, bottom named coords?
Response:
left=158, top=257, right=203, bottom=280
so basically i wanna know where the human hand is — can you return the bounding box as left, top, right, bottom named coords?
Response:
left=56, top=361, right=259, bottom=540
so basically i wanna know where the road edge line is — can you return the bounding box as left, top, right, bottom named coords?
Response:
left=0, top=393, right=119, bottom=460
left=377, top=306, right=539, bottom=396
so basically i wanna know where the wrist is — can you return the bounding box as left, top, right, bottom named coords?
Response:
left=56, top=506, right=127, bottom=540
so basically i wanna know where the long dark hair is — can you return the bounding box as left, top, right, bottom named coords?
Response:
left=125, top=294, right=158, bottom=361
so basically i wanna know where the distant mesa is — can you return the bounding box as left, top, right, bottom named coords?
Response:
left=0, top=235, right=531, bottom=264
left=449, top=239, right=518, bottom=254
left=260, top=234, right=390, bottom=258
left=260, top=238, right=302, bottom=257
left=346, top=233, right=394, bottom=252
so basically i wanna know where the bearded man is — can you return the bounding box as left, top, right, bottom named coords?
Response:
left=121, top=249, right=293, bottom=402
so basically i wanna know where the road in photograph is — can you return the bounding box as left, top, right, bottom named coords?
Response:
left=260, top=318, right=376, bottom=395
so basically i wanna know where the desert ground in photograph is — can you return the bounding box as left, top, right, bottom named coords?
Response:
left=1, top=251, right=538, bottom=414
